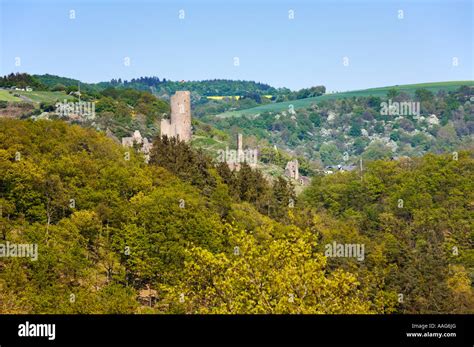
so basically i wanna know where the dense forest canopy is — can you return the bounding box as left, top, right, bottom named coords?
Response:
left=0, top=73, right=47, bottom=89
left=24, top=73, right=324, bottom=100
left=0, top=119, right=472, bottom=313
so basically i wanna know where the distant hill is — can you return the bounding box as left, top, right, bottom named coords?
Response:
left=33, top=74, right=280, bottom=97
left=204, top=81, right=473, bottom=167
left=32, top=74, right=96, bottom=91
left=2, top=75, right=472, bottom=169
left=216, top=81, right=474, bottom=118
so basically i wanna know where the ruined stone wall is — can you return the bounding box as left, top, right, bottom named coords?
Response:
left=237, top=133, right=243, bottom=152
left=160, top=118, right=173, bottom=139
left=160, top=91, right=192, bottom=142
left=171, top=91, right=191, bottom=142
left=285, top=159, right=299, bottom=180
left=225, top=133, right=257, bottom=171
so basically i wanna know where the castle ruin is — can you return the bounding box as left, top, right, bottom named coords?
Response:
left=121, top=130, right=153, bottom=163
left=285, top=159, right=299, bottom=180
left=237, top=133, right=244, bottom=160
left=160, top=91, right=192, bottom=142
left=223, top=133, right=258, bottom=171
left=215, top=133, right=259, bottom=171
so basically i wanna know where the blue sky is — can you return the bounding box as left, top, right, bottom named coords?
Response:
left=0, top=0, right=472, bottom=91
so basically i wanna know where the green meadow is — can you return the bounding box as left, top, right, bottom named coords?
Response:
left=216, top=81, right=474, bottom=118
left=0, top=89, right=76, bottom=103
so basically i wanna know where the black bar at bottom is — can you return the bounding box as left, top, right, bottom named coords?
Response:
left=0, top=314, right=472, bottom=346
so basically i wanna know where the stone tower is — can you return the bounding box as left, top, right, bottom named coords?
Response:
left=237, top=133, right=244, bottom=162
left=285, top=159, right=299, bottom=180
left=160, top=91, right=192, bottom=142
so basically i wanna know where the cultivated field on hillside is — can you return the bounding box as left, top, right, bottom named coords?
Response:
left=216, top=81, right=474, bottom=118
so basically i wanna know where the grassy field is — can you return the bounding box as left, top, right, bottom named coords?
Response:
left=191, top=135, right=228, bottom=158
left=216, top=81, right=474, bottom=118
left=0, top=90, right=23, bottom=102
left=0, top=89, right=76, bottom=103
